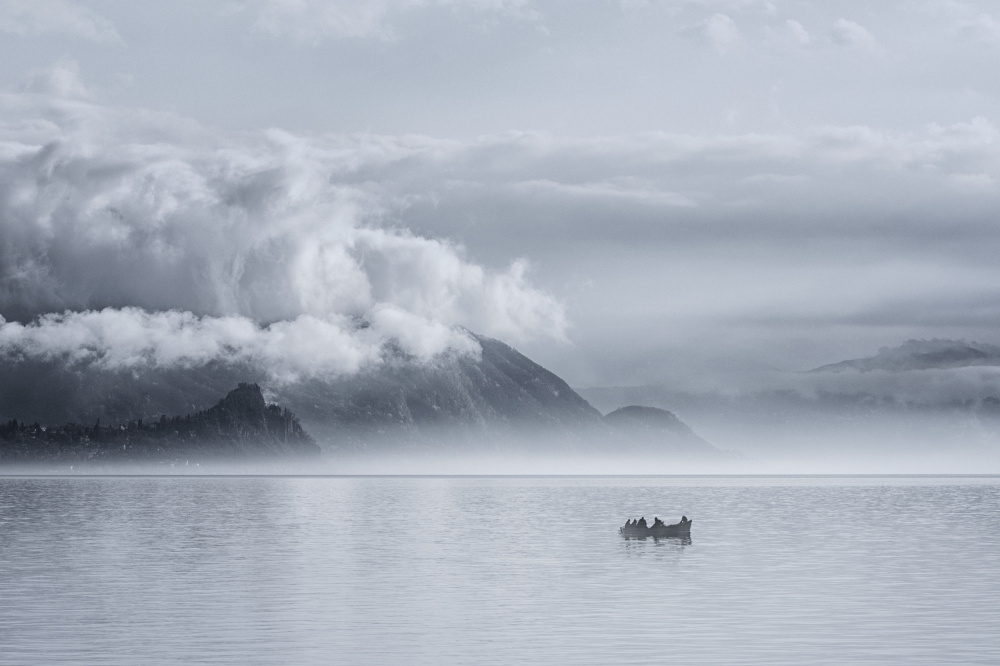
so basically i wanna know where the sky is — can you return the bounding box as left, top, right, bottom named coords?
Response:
left=1, top=0, right=1000, bottom=389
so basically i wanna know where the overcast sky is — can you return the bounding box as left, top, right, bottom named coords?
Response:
left=2, top=0, right=1000, bottom=388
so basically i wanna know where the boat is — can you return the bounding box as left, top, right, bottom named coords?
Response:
left=619, top=516, right=691, bottom=539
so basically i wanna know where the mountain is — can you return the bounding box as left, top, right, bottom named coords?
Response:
left=0, top=332, right=710, bottom=453
left=0, top=383, right=318, bottom=464
left=809, top=339, right=1000, bottom=373
left=0, top=331, right=725, bottom=458
left=277, top=333, right=606, bottom=450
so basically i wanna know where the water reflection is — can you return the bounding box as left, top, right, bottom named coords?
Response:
left=620, top=535, right=691, bottom=564
left=620, top=534, right=692, bottom=545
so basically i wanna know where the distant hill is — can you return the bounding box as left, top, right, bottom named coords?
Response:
left=605, top=405, right=702, bottom=438
left=809, top=339, right=1000, bottom=373
left=604, top=405, right=725, bottom=457
left=0, top=383, right=318, bottom=464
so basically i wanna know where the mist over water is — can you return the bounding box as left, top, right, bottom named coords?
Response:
left=579, top=370, right=1000, bottom=474
left=4, top=434, right=998, bottom=476
left=2, top=475, right=998, bottom=665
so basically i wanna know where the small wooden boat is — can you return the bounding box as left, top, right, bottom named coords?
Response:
left=619, top=516, right=691, bottom=539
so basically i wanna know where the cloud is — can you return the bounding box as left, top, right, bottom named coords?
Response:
left=804, top=116, right=1000, bottom=169
left=277, top=122, right=1000, bottom=268
left=641, top=0, right=778, bottom=10
left=0, top=0, right=121, bottom=42
left=511, top=179, right=696, bottom=207
left=783, top=18, right=810, bottom=46
left=0, top=82, right=568, bottom=377
left=702, top=13, right=740, bottom=52
left=419, top=120, right=1000, bottom=219
left=831, top=18, right=876, bottom=49
left=957, top=13, right=1000, bottom=44
left=0, top=307, right=481, bottom=381
left=5, top=64, right=1000, bottom=386
left=248, top=0, right=401, bottom=41
left=243, top=0, right=542, bottom=42
left=20, top=59, right=91, bottom=99
left=948, top=172, right=995, bottom=192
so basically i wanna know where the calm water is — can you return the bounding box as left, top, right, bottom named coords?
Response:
left=1, top=475, right=998, bottom=665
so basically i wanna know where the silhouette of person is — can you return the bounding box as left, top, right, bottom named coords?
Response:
left=638, top=517, right=647, bottom=528
left=681, top=515, right=688, bottom=523
left=653, top=517, right=664, bottom=527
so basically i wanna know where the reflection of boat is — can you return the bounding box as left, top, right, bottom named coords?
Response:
left=619, top=517, right=692, bottom=539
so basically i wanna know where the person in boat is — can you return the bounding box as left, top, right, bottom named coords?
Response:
left=653, top=517, right=664, bottom=528
left=637, top=517, right=647, bottom=528
left=681, top=515, right=688, bottom=523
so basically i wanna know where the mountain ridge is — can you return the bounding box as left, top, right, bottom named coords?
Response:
left=0, top=332, right=718, bottom=458
left=0, top=383, right=319, bottom=464
left=809, top=339, right=1000, bottom=373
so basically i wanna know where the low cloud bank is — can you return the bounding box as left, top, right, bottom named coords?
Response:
left=0, top=307, right=481, bottom=381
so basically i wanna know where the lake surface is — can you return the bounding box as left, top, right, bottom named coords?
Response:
left=1, top=475, right=998, bottom=665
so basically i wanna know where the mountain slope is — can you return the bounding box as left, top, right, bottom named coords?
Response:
left=0, top=332, right=606, bottom=452
left=280, top=333, right=605, bottom=448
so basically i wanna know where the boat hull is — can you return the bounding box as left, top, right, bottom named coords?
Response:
left=619, top=520, right=692, bottom=539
